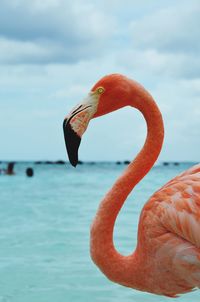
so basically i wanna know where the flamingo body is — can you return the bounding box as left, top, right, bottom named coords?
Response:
left=135, top=163, right=200, bottom=296
left=63, top=74, right=200, bottom=297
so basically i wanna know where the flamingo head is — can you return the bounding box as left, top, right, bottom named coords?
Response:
left=63, top=74, right=132, bottom=167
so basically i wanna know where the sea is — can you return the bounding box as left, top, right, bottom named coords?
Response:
left=0, top=161, right=199, bottom=302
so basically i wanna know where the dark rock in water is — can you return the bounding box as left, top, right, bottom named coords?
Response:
left=77, top=160, right=83, bottom=165
left=89, top=161, right=95, bottom=165
left=55, top=160, right=65, bottom=164
left=163, top=162, right=169, bottom=166
left=174, top=162, right=179, bottom=166
left=124, top=160, right=130, bottom=165
left=45, top=161, right=53, bottom=164
left=35, top=161, right=42, bottom=164
left=116, top=161, right=121, bottom=165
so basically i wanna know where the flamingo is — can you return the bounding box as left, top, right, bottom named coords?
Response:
left=63, top=74, right=200, bottom=297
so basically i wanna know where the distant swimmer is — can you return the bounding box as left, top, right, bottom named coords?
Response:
left=26, top=167, right=34, bottom=177
left=5, top=162, right=15, bottom=175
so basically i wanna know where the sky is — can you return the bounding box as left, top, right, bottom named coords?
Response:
left=0, top=0, right=200, bottom=162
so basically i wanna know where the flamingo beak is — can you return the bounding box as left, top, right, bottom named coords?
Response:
left=63, top=93, right=99, bottom=167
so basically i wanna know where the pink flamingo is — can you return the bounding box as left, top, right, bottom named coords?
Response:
left=63, top=74, right=200, bottom=297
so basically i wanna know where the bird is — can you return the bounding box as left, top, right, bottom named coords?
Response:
left=63, top=74, right=200, bottom=297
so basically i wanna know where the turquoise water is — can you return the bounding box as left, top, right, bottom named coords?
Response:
left=0, top=162, right=199, bottom=302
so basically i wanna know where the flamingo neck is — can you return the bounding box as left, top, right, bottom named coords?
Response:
left=90, top=86, right=164, bottom=288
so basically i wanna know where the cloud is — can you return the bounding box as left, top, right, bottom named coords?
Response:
left=131, top=0, right=200, bottom=54
left=127, top=0, right=200, bottom=79
left=0, top=0, right=200, bottom=161
left=0, top=0, right=115, bottom=64
left=114, top=48, right=200, bottom=79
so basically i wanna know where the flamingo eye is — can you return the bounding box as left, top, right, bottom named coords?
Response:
left=96, top=87, right=105, bottom=94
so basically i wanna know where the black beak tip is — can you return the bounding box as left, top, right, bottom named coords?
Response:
left=63, top=119, right=81, bottom=168
left=71, top=162, right=77, bottom=168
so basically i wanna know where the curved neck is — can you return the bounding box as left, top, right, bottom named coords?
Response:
left=90, top=87, right=164, bottom=287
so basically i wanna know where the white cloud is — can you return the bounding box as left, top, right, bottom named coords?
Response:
left=115, top=48, right=200, bottom=79
left=130, top=0, right=200, bottom=54
left=0, top=0, right=116, bottom=64
left=127, top=0, right=200, bottom=79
